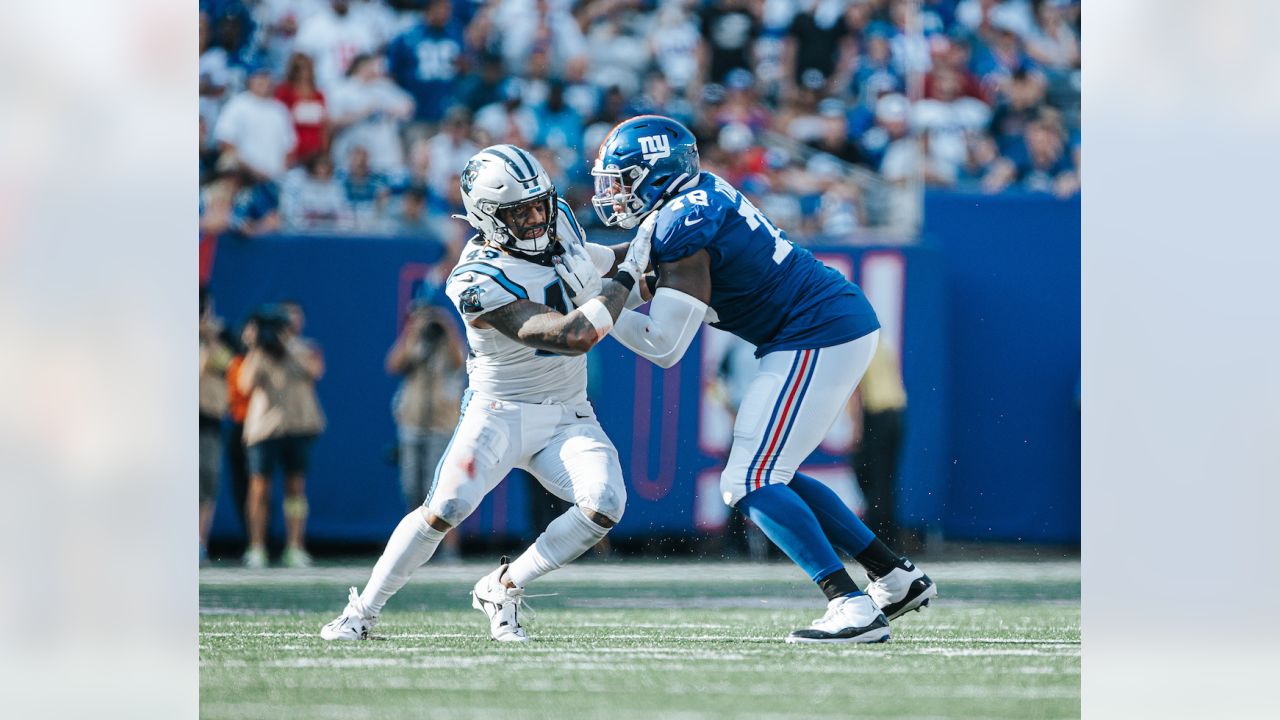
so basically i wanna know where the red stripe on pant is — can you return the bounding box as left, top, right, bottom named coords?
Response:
left=751, top=349, right=815, bottom=490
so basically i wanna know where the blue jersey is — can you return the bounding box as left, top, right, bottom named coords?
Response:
left=386, top=21, right=464, bottom=123
left=650, top=172, right=879, bottom=356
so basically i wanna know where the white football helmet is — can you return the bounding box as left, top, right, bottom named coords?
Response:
left=459, top=144, right=559, bottom=256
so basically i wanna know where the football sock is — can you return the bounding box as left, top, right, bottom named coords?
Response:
left=817, top=568, right=863, bottom=601
left=787, top=473, right=876, bottom=556
left=359, top=509, right=445, bottom=616
left=736, top=483, right=846, bottom=585
left=506, top=506, right=610, bottom=588
left=855, top=538, right=905, bottom=580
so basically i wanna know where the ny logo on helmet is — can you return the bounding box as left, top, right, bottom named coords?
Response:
left=638, top=134, right=671, bottom=165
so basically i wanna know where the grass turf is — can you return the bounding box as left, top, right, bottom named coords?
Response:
left=200, top=560, right=1079, bottom=720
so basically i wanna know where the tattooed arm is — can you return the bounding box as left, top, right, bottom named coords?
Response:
left=476, top=277, right=635, bottom=356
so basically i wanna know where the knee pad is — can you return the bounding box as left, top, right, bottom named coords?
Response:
left=430, top=497, right=474, bottom=527
left=720, top=467, right=799, bottom=508
left=283, top=496, right=309, bottom=520
left=719, top=468, right=749, bottom=508
left=581, top=477, right=626, bottom=525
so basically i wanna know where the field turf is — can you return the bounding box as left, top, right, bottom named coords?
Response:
left=200, top=559, right=1079, bottom=719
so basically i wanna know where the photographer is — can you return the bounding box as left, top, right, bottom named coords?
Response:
left=385, top=300, right=464, bottom=519
left=238, top=303, right=326, bottom=568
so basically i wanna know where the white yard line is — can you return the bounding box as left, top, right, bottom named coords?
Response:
left=200, top=560, right=1080, bottom=586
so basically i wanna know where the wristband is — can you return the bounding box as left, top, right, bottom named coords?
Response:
left=613, top=271, right=637, bottom=292
left=579, top=298, right=614, bottom=336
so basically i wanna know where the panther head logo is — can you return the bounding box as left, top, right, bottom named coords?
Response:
left=460, top=158, right=483, bottom=194
left=458, top=285, right=485, bottom=314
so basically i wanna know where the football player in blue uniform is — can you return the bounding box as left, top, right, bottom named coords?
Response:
left=590, top=116, right=937, bottom=644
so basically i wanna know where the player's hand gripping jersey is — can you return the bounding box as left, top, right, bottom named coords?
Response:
left=444, top=199, right=609, bottom=404
left=650, top=172, right=879, bottom=355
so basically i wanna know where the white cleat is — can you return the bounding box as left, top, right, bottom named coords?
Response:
left=320, top=587, right=377, bottom=640
left=242, top=545, right=267, bottom=569
left=786, top=593, right=891, bottom=644
left=282, top=546, right=313, bottom=569
left=471, top=557, right=530, bottom=643
left=865, top=558, right=938, bottom=620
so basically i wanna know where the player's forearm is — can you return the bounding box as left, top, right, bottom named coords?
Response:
left=518, top=278, right=633, bottom=355
left=612, top=288, right=707, bottom=369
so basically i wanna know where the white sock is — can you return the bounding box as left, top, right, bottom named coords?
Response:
left=359, top=509, right=445, bottom=616
left=506, top=507, right=610, bottom=588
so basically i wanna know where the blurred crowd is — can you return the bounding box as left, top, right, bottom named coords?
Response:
left=200, top=0, right=1080, bottom=244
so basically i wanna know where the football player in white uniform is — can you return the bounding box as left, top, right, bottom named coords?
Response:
left=321, top=144, right=651, bottom=642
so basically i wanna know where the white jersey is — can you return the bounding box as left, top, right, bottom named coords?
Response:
left=444, top=202, right=611, bottom=405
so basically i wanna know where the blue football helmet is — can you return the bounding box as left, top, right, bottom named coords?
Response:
left=591, top=115, right=700, bottom=229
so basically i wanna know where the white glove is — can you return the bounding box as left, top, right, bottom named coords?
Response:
left=616, top=213, right=656, bottom=283
left=553, top=240, right=604, bottom=307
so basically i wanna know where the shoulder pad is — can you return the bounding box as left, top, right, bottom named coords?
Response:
left=445, top=261, right=528, bottom=321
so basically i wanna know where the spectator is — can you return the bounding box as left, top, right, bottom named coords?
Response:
left=214, top=65, right=297, bottom=181
left=884, top=0, right=933, bottom=78
left=519, top=47, right=555, bottom=109
left=385, top=186, right=438, bottom=236
left=699, top=0, right=761, bottom=85
left=474, top=79, right=539, bottom=147
left=782, top=0, right=858, bottom=98
left=716, top=69, right=771, bottom=133
left=424, top=106, right=479, bottom=204
left=281, top=152, right=353, bottom=231
left=972, top=20, right=1034, bottom=94
left=294, top=0, right=382, bottom=94
left=339, top=145, right=392, bottom=230
left=954, top=132, right=1007, bottom=192
left=239, top=303, right=326, bottom=569
left=199, top=11, right=232, bottom=135
left=650, top=1, right=702, bottom=93
left=534, top=81, right=585, bottom=171
left=386, top=0, right=466, bottom=128
left=560, top=56, right=602, bottom=124
left=583, top=14, right=651, bottom=98
left=912, top=67, right=993, bottom=173
left=1007, top=117, right=1078, bottom=197
left=624, top=72, right=697, bottom=131
left=275, top=53, right=329, bottom=163
left=924, top=38, right=987, bottom=102
left=489, top=0, right=587, bottom=75
left=776, top=73, right=829, bottom=144
left=328, top=53, right=415, bottom=176
left=816, top=178, right=864, bottom=236
left=883, top=131, right=957, bottom=190
left=199, top=290, right=233, bottom=566
left=851, top=336, right=909, bottom=547
left=385, top=301, right=464, bottom=513
left=713, top=123, right=767, bottom=188
left=257, top=0, right=326, bottom=73
left=849, top=24, right=903, bottom=105
left=988, top=68, right=1047, bottom=153
left=456, top=51, right=507, bottom=112
left=809, top=98, right=868, bottom=168
left=1023, top=0, right=1079, bottom=74
left=200, top=159, right=282, bottom=236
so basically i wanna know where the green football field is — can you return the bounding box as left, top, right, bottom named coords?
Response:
left=200, top=559, right=1079, bottom=719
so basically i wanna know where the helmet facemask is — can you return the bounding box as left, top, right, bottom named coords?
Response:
left=591, top=164, right=652, bottom=229
left=493, top=190, right=556, bottom=255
